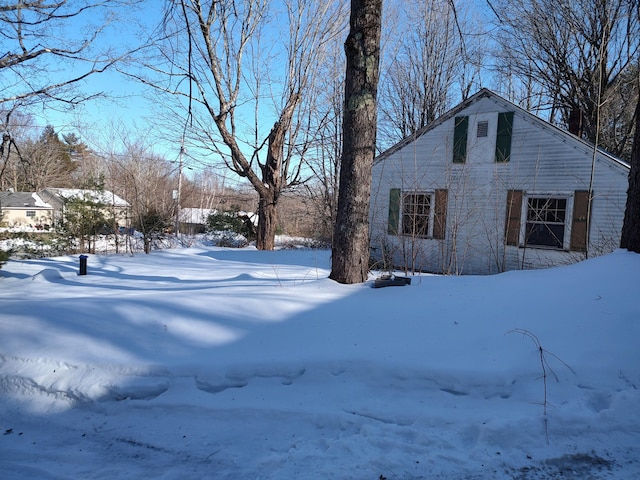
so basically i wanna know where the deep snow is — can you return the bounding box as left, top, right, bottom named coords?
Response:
left=0, top=245, right=638, bottom=479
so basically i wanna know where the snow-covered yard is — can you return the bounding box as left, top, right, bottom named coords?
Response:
left=0, top=246, right=638, bottom=479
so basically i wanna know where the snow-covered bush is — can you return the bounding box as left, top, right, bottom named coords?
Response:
left=206, top=230, right=249, bottom=248
left=206, top=210, right=255, bottom=240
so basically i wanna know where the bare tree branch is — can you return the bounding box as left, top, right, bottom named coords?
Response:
left=135, top=0, right=347, bottom=249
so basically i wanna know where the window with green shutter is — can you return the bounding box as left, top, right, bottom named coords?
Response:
left=495, top=112, right=514, bottom=163
left=388, top=190, right=447, bottom=239
left=402, top=193, right=431, bottom=237
left=453, top=116, right=468, bottom=163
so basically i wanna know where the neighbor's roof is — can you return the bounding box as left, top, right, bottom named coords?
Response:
left=0, top=191, right=53, bottom=209
left=179, top=208, right=217, bottom=224
left=45, top=188, right=130, bottom=207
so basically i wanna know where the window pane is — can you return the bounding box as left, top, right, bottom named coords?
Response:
left=525, top=223, right=564, bottom=248
left=525, top=197, right=566, bottom=248
left=402, top=193, right=431, bottom=237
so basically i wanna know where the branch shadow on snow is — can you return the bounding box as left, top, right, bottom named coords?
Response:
left=0, top=248, right=638, bottom=479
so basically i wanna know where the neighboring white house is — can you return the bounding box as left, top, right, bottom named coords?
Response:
left=178, top=208, right=217, bottom=234
left=39, top=188, right=131, bottom=227
left=369, top=89, right=630, bottom=275
left=0, top=191, right=55, bottom=230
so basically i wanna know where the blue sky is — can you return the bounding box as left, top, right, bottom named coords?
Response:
left=29, top=2, right=176, bottom=160
left=33, top=1, right=286, bottom=176
left=27, top=0, right=494, bottom=179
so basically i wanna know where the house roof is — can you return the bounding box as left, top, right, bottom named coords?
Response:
left=0, top=191, right=53, bottom=209
left=42, top=188, right=130, bottom=207
left=179, top=208, right=217, bottom=224
left=375, top=88, right=630, bottom=170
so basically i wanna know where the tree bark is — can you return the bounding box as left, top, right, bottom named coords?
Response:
left=620, top=92, right=640, bottom=252
left=330, top=0, right=382, bottom=284
left=253, top=98, right=299, bottom=250
left=256, top=195, right=277, bottom=250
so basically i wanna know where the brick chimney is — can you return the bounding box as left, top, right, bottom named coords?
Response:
left=568, top=108, right=584, bottom=137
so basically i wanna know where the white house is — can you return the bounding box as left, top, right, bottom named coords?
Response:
left=39, top=188, right=131, bottom=227
left=369, top=89, right=630, bottom=275
left=0, top=191, right=55, bottom=230
left=178, top=208, right=217, bottom=234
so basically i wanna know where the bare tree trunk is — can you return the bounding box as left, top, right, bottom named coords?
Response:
left=254, top=95, right=299, bottom=250
left=330, top=0, right=383, bottom=285
left=620, top=92, right=640, bottom=251
left=143, top=1, right=345, bottom=251
left=257, top=196, right=277, bottom=250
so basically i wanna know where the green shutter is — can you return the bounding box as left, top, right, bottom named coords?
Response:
left=453, top=116, right=468, bottom=163
left=505, top=190, right=522, bottom=246
left=570, top=190, right=590, bottom=251
left=495, top=111, right=514, bottom=163
left=388, top=188, right=401, bottom=235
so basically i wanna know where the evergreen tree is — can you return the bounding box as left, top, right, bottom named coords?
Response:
left=58, top=176, right=108, bottom=253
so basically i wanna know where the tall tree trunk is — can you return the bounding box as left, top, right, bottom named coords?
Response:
left=330, top=0, right=382, bottom=284
left=256, top=194, right=277, bottom=251
left=620, top=92, right=640, bottom=252
left=254, top=100, right=298, bottom=250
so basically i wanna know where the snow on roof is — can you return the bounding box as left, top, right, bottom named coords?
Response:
left=0, top=191, right=53, bottom=209
left=50, top=188, right=130, bottom=207
left=178, top=208, right=217, bottom=224
left=31, top=193, right=52, bottom=208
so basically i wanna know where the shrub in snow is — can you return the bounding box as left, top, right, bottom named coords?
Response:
left=206, top=210, right=255, bottom=240
left=0, top=248, right=8, bottom=268
left=207, top=230, right=249, bottom=248
left=275, top=236, right=329, bottom=249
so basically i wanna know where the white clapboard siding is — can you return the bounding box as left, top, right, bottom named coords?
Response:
left=370, top=89, right=629, bottom=275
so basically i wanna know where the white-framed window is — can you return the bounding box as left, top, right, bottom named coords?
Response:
left=506, top=190, right=588, bottom=252
left=524, top=196, right=568, bottom=249
left=26, top=210, right=36, bottom=217
left=388, top=189, right=448, bottom=240
left=402, top=192, right=433, bottom=237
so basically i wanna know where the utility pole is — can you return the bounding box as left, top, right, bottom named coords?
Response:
left=174, top=141, right=185, bottom=236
